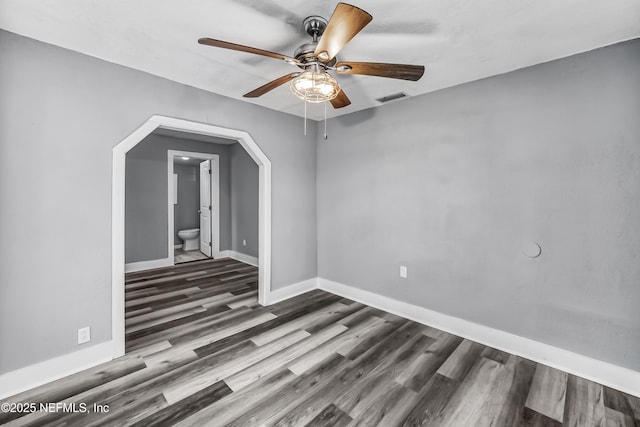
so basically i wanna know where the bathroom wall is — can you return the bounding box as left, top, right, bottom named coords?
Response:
left=230, top=143, right=259, bottom=258
left=173, top=162, right=200, bottom=244
left=126, top=136, right=260, bottom=262
left=125, top=134, right=232, bottom=263
left=0, top=29, right=318, bottom=375
left=317, top=39, right=640, bottom=371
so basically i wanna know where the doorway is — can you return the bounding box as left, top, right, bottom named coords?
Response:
left=112, top=115, right=272, bottom=359
left=168, top=150, right=220, bottom=265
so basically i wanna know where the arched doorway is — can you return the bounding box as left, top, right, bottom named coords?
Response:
left=111, top=115, right=271, bottom=358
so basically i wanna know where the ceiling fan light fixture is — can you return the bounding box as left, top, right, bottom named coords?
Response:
left=199, top=3, right=424, bottom=110
left=290, top=70, right=340, bottom=103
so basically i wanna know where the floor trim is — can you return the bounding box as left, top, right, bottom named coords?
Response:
left=5, top=275, right=638, bottom=401
left=0, top=341, right=113, bottom=400
left=219, top=250, right=259, bottom=268
left=317, top=277, right=640, bottom=398
left=264, top=278, right=317, bottom=306
left=124, top=257, right=173, bottom=273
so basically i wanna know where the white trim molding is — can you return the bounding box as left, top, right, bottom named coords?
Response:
left=112, top=115, right=272, bottom=360
left=317, top=278, right=640, bottom=398
left=124, top=258, right=173, bottom=273
left=264, top=278, right=318, bottom=306
left=219, top=250, right=259, bottom=267
left=0, top=341, right=113, bottom=400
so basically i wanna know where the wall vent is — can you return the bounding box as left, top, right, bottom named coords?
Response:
left=376, top=92, right=408, bottom=103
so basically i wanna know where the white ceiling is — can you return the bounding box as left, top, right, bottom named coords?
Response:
left=1, top=0, right=638, bottom=120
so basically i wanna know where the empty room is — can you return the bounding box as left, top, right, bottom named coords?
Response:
left=1, top=1, right=639, bottom=426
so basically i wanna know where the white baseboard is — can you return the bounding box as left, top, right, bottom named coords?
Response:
left=0, top=341, right=114, bottom=400
left=218, top=250, right=258, bottom=267
left=174, top=244, right=183, bottom=249
left=125, top=257, right=173, bottom=273
left=6, top=277, right=636, bottom=402
left=317, top=278, right=640, bottom=398
left=264, top=278, right=317, bottom=306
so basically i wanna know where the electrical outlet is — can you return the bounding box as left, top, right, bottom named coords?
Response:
left=243, top=239, right=247, bottom=246
left=400, top=265, right=408, bottom=279
left=78, top=327, right=91, bottom=344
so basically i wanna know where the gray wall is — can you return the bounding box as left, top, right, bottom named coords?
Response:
left=125, top=136, right=259, bottom=263
left=125, top=134, right=232, bottom=263
left=317, top=39, right=640, bottom=371
left=173, top=163, right=200, bottom=243
left=230, top=143, right=259, bottom=257
left=0, top=30, right=317, bottom=374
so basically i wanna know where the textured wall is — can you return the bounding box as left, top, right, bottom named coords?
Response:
left=317, top=39, right=640, bottom=370
left=230, top=143, right=259, bottom=257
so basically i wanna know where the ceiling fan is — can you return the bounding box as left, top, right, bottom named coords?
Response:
left=198, top=2, right=425, bottom=109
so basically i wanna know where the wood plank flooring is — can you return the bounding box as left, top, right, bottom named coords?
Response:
left=1, top=258, right=639, bottom=426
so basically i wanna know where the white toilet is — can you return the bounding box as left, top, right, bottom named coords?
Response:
left=177, top=228, right=200, bottom=251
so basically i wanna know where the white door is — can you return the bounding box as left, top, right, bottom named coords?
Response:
left=199, top=160, right=212, bottom=256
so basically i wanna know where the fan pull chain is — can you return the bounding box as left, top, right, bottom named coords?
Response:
left=324, top=101, right=328, bottom=140
left=304, top=100, right=307, bottom=136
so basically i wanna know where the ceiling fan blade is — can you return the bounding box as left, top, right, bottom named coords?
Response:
left=198, top=38, right=298, bottom=64
left=336, top=62, right=425, bottom=81
left=314, top=3, right=372, bottom=62
left=330, top=89, right=351, bottom=108
left=244, top=73, right=300, bottom=98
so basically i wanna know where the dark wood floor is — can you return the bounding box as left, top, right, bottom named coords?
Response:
left=2, top=258, right=639, bottom=426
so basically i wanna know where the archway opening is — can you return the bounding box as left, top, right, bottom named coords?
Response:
left=111, top=115, right=271, bottom=358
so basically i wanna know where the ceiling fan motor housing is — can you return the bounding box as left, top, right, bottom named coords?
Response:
left=293, top=43, right=337, bottom=69
left=294, top=42, right=318, bottom=62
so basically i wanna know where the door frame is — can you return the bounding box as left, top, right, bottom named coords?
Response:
left=168, top=150, right=220, bottom=262
left=112, top=115, right=271, bottom=358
